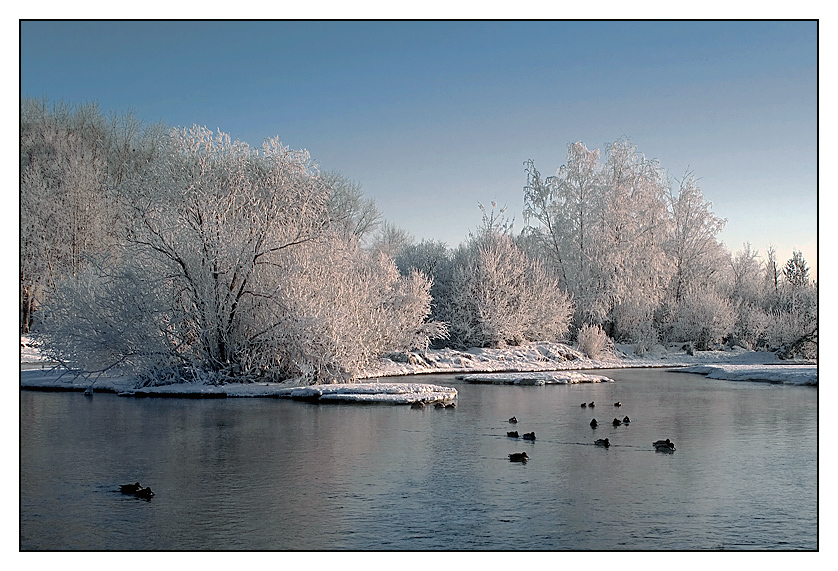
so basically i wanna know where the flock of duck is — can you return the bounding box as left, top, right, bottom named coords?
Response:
left=507, top=401, right=676, bottom=463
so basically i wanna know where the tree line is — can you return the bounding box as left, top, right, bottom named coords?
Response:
left=20, top=98, right=816, bottom=384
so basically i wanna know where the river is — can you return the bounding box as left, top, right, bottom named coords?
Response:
left=20, top=368, right=817, bottom=550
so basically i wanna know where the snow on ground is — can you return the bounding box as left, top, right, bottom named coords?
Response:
left=274, top=383, right=457, bottom=404
left=18, top=368, right=458, bottom=404
left=456, top=370, right=614, bottom=385
left=19, top=336, right=816, bottom=403
left=20, top=336, right=47, bottom=363
left=674, top=363, right=817, bottom=386
left=361, top=341, right=806, bottom=376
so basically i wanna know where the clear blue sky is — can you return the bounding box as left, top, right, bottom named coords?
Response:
left=20, top=20, right=818, bottom=278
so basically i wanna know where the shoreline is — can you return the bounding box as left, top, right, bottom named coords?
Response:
left=20, top=340, right=817, bottom=399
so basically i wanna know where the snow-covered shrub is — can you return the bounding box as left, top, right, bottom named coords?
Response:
left=763, top=306, right=817, bottom=358
left=611, top=295, right=660, bottom=355
left=36, top=255, right=189, bottom=381
left=768, top=281, right=817, bottom=356
left=265, top=241, right=447, bottom=383
left=38, top=126, right=446, bottom=385
left=629, top=322, right=659, bottom=356
left=444, top=233, right=573, bottom=348
left=730, top=301, right=770, bottom=350
left=395, top=239, right=456, bottom=334
left=575, top=323, right=610, bottom=359
left=669, top=289, right=735, bottom=350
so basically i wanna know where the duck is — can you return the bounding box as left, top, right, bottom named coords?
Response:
left=507, top=431, right=519, bottom=438
left=590, top=418, right=598, bottom=428
left=120, top=482, right=142, bottom=494
left=508, top=452, right=529, bottom=463
left=410, top=401, right=424, bottom=409
left=434, top=402, right=445, bottom=409
left=653, top=439, right=676, bottom=452
left=612, top=418, right=622, bottom=426
left=595, top=438, right=611, bottom=447
left=120, top=482, right=154, bottom=499
left=613, top=401, right=621, bottom=407
left=508, top=416, right=518, bottom=423
left=444, top=402, right=456, bottom=409
left=588, top=402, right=595, bottom=408
left=522, top=432, right=536, bottom=440
left=580, top=402, right=587, bottom=408
left=623, top=416, right=630, bottom=424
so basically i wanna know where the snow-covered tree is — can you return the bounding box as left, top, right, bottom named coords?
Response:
left=39, top=125, right=326, bottom=378
left=20, top=97, right=167, bottom=333
left=20, top=98, right=113, bottom=332
left=116, top=126, right=331, bottom=374
left=105, top=108, right=168, bottom=188
left=730, top=243, right=763, bottom=306
left=321, top=170, right=382, bottom=245
left=395, top=239, right=452, bottom=281
left=259, top=238, right=446, bottom=382
left=370, top=221, right=414, bottom=258
left=395, top=239, right=455, bottom=338
left=665, top=172, right=728, bottom=304
left=470, top=201, right=515, bottom=240
left=523, top=142, right=601, bottom=294
left=524, top=139, right=672, bottom=337
left=591, top=139, right=673, bottom=334
left=39, top=125, right=446, bottom=384
left=783, top=250, right=810, bottom=290
left=768, top=251, right=817, bottom=357
left=445, top=230, right=573, bottom=348
left=763, top=245, right=781, bottom=308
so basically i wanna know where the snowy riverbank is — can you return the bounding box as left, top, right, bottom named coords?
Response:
left=674, top=363, right=817, bottom=386
left=20, top=336, right=816, bottom=403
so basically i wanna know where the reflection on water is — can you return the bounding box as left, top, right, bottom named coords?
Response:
left=20, top=369, right=817, bottom=550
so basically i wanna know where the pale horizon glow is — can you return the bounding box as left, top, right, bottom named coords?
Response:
left=19, top=20, right=818, bottom=279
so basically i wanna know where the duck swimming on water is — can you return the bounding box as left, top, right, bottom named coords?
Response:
left=623, top=416, right=630, bottom=423
left=590, top=418, right=598, bottom=428
left=509, top=416, right=518, bottom=423
left=612, top=418, right=622, bottom=426
left=595, top=438, right=611, bottom=447
left=522, top=432, right=536, bottom=440
left=120, top=482, right=142, bottom=494
left=120, top=482, right=154, bottom=499
left=508, top=452, right=529, bottom=463
left=507, top=431, right=519, bottom=438
left=653, top=439, right=676, bottom=452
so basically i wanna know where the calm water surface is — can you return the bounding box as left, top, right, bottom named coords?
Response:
left=20, top=369, right=817, bottom=550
